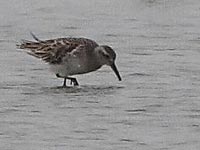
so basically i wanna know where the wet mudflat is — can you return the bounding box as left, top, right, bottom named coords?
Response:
left=1, top=0, right=200, bottom=150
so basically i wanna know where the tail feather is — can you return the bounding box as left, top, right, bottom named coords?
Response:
left=16, top=37, right=48, bottom=60
left=16, top=33, right=67, bottom=64
left=17, top=40, right=41, bottom=49
left=26, top=51, right=41, bottom=58
left=30, top=32, right=41, bottom=42
left=16, top=32, right=42, bottom=49
left=16, top=39, right=55, bottom=62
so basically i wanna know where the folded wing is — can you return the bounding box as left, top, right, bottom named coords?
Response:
left=17, top=38, right=87, bottom=64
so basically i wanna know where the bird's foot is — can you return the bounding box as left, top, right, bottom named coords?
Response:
left=67, top=77, right=79, bottom=86
left=56, top=74, right=79, bottom=86
left=69, top=78, right=79, bottom=86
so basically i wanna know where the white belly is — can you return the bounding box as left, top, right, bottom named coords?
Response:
left=49, top=59, right=86, bottom=77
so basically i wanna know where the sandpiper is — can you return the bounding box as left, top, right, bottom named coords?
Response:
left=17, top=33, right=122, bottom=86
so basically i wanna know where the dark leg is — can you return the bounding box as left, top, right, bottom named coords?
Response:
left=56, top=74, right=67, bottom=87
left=63, top=78, right=67, bottom=87
left=67, top=77, right=79, bottom=86
left=56, top=74, right=79, bottom=86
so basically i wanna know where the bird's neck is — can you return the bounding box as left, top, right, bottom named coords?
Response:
left=94, top=48, right=105, bottom=66
left=85, top=49, right=102, bottom=70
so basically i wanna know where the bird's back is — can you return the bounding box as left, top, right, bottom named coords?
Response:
left=17, top=37, right=99, bottom=64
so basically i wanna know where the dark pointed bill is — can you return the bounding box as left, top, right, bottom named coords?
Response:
left=111, top=63, right=122, bottom=81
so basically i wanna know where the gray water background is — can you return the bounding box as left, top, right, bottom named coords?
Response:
left=1, top=0, right=200, bottom=149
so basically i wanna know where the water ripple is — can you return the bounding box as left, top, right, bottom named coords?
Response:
left=40, top=85, right=124, bottom=96
left=120, top=138, right=135, bottom=142
left=125, top=109, right=146, bottom=113
left=131, top=52, right=152, bottom=56
left=128, top=73, right=152, bottom=77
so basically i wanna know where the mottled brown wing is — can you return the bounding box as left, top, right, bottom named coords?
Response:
left=45, top=44, right=87, bottom=64
left=17, top=38, right=84, bottom=64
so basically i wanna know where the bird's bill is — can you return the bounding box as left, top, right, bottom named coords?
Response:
left=111, top=63, right=122, bottom=81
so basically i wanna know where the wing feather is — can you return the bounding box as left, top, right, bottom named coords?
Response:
left=17, top=37, right=98, bottom=64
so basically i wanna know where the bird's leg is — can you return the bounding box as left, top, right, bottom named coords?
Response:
left=56, top=74, right=67, bottom=87
left=72, top=78, right=79, bottom=86
left=56, top=74, right=79, bottom=86
left=67, top=77, right=79, bottom=86
left=63, top=78, right=67, bottom=87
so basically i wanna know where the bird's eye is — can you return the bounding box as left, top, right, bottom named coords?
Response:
left=103, top=53, right=110, bottom=59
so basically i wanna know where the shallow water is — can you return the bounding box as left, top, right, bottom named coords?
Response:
left=1, top=0, right=200, bottom=149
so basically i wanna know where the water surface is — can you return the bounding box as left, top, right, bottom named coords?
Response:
left=1, top=0, right=200, bottom=150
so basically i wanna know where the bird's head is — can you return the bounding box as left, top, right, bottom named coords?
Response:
left=95, top=45, right=122, bottom=81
